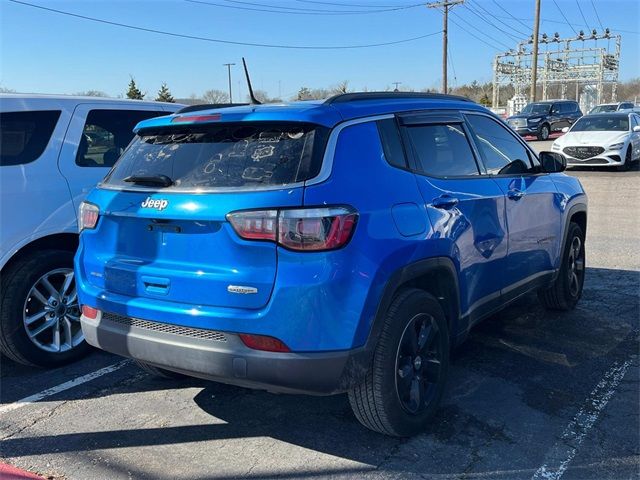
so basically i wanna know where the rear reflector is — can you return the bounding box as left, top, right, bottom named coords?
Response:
left=227, top=206, right=357, bottom=252
left=239, top=334, right=290, bottom=353
left=82, top=305, right=100, bottom=320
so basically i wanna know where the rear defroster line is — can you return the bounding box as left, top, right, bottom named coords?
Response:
left=0, top=360, right=131, bottom=415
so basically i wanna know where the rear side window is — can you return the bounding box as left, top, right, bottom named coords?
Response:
left=103, top=122, right=328, bottom=189
left=0, top=110, right=61, bottom=166
left=404, top=123, right=479, bottom=177
left=466, top=114, right=534, bottom=175
left=76, top=109, right=168, bottom=168
left=377, top=118, right=407, bottom=169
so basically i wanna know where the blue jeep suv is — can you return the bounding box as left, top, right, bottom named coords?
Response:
left=76, top=93, right=587, bottom=436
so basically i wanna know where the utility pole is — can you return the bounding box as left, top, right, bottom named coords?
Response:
left=392, top=81, right=402, bottom=92
left=530, top=0, right=541, bottom=102
left=427, top=0, right=463, bottom=94
left=223, top=63, right=235, bottom=103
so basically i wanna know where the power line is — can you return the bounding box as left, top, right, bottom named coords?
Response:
left=463, top=0, right=523, bottom=42
left=448, top=13, right=505, bottom=51
left=491, top=0, right=531, bottom=31
left=449, top=11, right=511, bottom=50
left=295, top=0, right=420, bottom=7
left=8, top=0, right=441, bottom=49
left=186, top=0, right=419, bottom=15
left=590, top=0, right=604, bottom=30
left=575, top=0, right=591, bottom=30
left=552, top=0, right=578, bottom=35
left=469, top=0, right=529, bottom=37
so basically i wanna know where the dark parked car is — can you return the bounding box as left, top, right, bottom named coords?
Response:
left=507, top=100, right=583, bottom=140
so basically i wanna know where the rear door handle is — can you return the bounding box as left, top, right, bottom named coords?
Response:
left=507, top=189, right=525, bottom=200
left=432, top=195, right=459, bottom=209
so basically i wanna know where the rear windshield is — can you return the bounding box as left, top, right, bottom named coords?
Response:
left=102, top=122, right=328, bottom=190
left=571, top=116, right=629, bottom=132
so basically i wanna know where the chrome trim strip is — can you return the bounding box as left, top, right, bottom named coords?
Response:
left=305, top=114, right=395, bottom=187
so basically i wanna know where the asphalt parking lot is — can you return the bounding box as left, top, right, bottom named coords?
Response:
left=1, top=140, right=638, bottom=480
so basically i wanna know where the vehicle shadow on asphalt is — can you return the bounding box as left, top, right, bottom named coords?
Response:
left=2, top=267, right=638, bottom=479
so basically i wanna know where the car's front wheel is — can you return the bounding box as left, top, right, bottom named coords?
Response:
left=0, top=250, right=91, bottom=367
left=617, top=146, right=632, bottom=172
left=538, top=222, right=585, bottom=310
left=537, top=124, right=550, bottom=141
left=348, top=289, right=449, bottom=436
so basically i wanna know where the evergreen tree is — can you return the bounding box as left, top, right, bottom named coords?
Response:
left=126, top=77, right=144, bottom=100
left=155, top=82, right=175, bottom=102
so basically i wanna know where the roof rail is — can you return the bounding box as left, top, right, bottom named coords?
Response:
left=175, top=103, right=249, bottom=114
left=324, top=91, right=473, bottom=105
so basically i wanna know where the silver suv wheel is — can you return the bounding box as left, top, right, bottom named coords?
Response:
left=23, top=268, right=83, bottom=353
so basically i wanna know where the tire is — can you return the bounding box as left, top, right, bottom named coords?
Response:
left=0, top=250, right=91, bottom=367
left=538, top=222, right=586, bottom=311
left=348, top=288, right=450, bottom=437
left=537, top=124, right=550, bottom=141
left=135, top=361, right=185, bottom=379
left=617, top=146, right=632, bottom=172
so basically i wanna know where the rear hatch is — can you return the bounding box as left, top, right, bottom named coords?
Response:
left=82, top=120, right=327, bottom=309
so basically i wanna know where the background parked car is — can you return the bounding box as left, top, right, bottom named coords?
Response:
left=506, top=100, right=583, bottom=140
left=0, top=94, right=181, bottom=367
left=588, top=101, right=635, bottom=114
left=552, top=112, right=640, bottom=170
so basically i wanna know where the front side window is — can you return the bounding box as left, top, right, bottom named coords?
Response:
left=404, top=123, right=479, bottom=177
left=103, top=122, right=328, bottom=189
left=466, top=114, right=534, bottom=175
left=0, top=110, right=61, bottom=166
left=76, top=109, right=167, bottom=168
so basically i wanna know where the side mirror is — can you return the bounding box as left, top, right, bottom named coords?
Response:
left=633, top=125, right=640, bottom=132
left=561, top=126, right=569, bottom=133
left=540, top=151, right=567, bottom=173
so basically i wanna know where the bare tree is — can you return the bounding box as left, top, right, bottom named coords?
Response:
left=249, top=90, right=282, bottom=104
left=331, top=80, right=349, bottom=95
left=76, top=90, right=108, bottom=97
left=202, top=89, right=230, bottom=104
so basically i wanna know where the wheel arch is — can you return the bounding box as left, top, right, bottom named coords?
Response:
left=1, top=233, right=79, bottom=278
left=365, top=257, right=462, bottom=352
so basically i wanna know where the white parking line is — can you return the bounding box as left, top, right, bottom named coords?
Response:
left=0, top=360, right=131, bottom=415
left=531, top=359, right=632, bottom=480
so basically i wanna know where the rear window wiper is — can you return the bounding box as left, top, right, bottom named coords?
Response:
left=123, top=174, right=174, bottom=188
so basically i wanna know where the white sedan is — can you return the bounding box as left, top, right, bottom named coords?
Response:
left=552, top=112, right=640, bottom=170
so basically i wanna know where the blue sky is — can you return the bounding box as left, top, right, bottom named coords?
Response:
left=1, top=0, right=638, bottom=100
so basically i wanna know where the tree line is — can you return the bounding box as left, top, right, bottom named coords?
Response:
left=6, top=77, right=638, bottom=105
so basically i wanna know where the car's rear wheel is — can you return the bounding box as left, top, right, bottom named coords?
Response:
left=537, top=124, right=550, bottom=141
left=135, top=361, right=185, bottom=379
left=0, top=250, right=91, bottom=367
left=538, top=222, right=585, bottom=311
left=348, top=289, right=449, bottom=436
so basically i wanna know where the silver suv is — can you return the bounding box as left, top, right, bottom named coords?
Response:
left=0, top=94, right=180, bottom=366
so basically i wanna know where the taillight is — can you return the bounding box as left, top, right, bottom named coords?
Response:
left=81, top=305, right=100, bottom=319
left=238, top=333, right=290, bottom=352
left=227, top=207, right=357, bottom=252
left=79, top=202, right=99, bottom=232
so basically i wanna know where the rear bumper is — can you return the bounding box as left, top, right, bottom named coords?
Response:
left=81, top=311, right=370, bottom=395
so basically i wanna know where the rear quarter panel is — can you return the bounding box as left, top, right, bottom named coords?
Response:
left=0, top=101, right=76, bottom=270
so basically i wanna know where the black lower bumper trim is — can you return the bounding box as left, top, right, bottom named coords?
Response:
left=81, top=312, right=369, bottom=395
